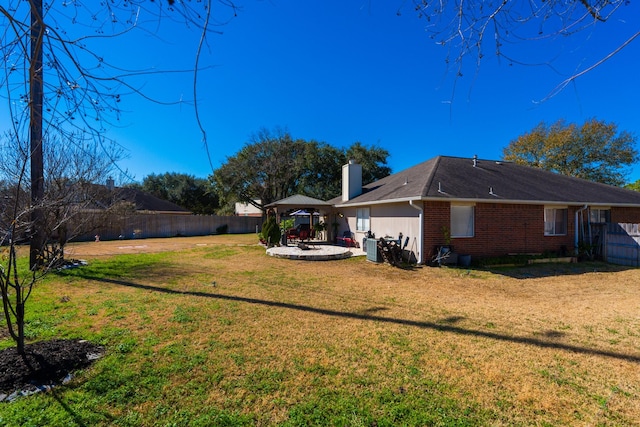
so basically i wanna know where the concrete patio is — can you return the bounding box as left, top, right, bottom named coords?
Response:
left=266, top=242, right=366, bottom=261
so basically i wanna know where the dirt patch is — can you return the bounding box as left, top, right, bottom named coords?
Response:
left=0, top=339, right=103, bottom=400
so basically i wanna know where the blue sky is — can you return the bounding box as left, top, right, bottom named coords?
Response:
left=5, top=1, right=640, bottom=184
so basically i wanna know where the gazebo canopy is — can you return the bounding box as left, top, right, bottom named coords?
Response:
left=290, top=209, right=321, bottom=216
left=265, top=194, right=332, bottom=213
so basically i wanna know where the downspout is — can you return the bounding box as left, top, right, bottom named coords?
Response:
left=575, top=205, right=588, bottom=255
left=409, top=200, right=424, bottom=264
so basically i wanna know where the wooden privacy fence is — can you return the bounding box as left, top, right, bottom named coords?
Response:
left=75, top=213, right=262, bottom=242
left=603, top=223, right=640, bottom=267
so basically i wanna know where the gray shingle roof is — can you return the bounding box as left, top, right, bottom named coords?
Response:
left=50, top=183, right=191, bottom=213
left=265, top=194, right=332, bottom=208
left=117, top=187, right=191, bottom=212
left=334, top=156, right=640, bottom=206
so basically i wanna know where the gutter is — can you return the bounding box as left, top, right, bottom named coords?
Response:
left=335, top=196, right=640, bottom=209
left=575, top=205, right=588, bottom=255
left=409, top=200, right=424, bottom=264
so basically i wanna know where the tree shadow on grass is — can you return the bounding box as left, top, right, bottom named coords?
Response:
left=475, top=261, right=634, bottom=279
left=79, top=274, right=640, bottom=363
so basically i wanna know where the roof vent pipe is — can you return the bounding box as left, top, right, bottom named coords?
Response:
left=473, top=154, right=478, bottom=167
left=438, top=182, right=443, bottom=193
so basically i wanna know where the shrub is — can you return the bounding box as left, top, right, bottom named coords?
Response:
left=280, top=218, right=294, bottom=231
left=261, top=213, right=281, bottom=247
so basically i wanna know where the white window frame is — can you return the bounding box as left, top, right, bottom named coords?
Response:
left=356, top=207, right=370, bottom=232
left=450, top=204, right=474, bottom=238
left=589, top=207, right=610, bottom=224
left=544, top=207, right=568, bottom=236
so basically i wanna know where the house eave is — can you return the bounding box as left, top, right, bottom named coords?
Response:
left=334, top=196, right=640, bottom=208
left=423, top=197, right=640, bottom=207
left=334, top=196, right=421, bottom=208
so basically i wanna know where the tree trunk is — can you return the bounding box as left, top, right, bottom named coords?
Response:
left=16, top=301, right=25, bottom=355
left=29, top=0, right=45, bottom=270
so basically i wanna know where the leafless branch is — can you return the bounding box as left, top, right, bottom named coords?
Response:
left=407, top=0, right=633, bottom=100
left=540, top=29, right=640, bottom=102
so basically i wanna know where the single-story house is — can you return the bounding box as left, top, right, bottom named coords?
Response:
left=235, top=200, right=263, bottom=217
left=329, top=156, right=640, bottom=264
left=88, top=178, right=191, bottom=214
left=112, top=187, right=191, bottom=214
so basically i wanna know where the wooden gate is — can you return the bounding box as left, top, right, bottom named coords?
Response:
left=603, top=223, right=640, bottom=267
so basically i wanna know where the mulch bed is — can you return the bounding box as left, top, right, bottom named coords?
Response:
left=0, top=339, right=103, bottom=401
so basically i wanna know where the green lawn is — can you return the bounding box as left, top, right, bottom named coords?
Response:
left=1, top=234, right=639, bottom=426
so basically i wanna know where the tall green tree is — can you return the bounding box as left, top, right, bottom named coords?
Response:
left=625, top=180, right=640, bottom=192
left=345, top=142, right=392, bottom=186
left=132, top=172, right=219, bottom=215
left=297, top=141, right=391, bottom=201
left=298, top=141, right=345, bottom=201
left=211, top=129, right=391, bottom=212
left=211, top=128, right=307, bottom=212
left=503, top=119, right=638, bottom=186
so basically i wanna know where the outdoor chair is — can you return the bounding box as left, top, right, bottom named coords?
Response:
left=298, top=229, right=310, bottom=242
left=337, top=231, right=357, bottom=247
left=286, top=228, right=299, bottom=241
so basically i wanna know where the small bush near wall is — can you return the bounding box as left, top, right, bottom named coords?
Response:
left=473, top=250, right=568, bottom=267
left=474, top=254, right=536, bottom=267
left=216, top=224, right=229, bottom=234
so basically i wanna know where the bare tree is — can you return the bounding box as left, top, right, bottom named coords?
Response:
left=1, top=0, right=237, bottom=268
left=0, top=0, right=237, bottom=354
left=42, top=135, right=132, bottom=263
left=0, top=129, right=132, bottom=354
left=0, top=142, right=49, bottom=355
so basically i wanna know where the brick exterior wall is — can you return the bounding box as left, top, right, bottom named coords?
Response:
left=422, top=201, right=577, bottom=262
left=611, top=207, right=640, bottom=223
left=423, top=201, right=449, bottom=260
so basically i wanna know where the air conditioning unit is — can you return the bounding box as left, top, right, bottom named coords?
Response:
left=365, top=238, right=380, bottom=262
